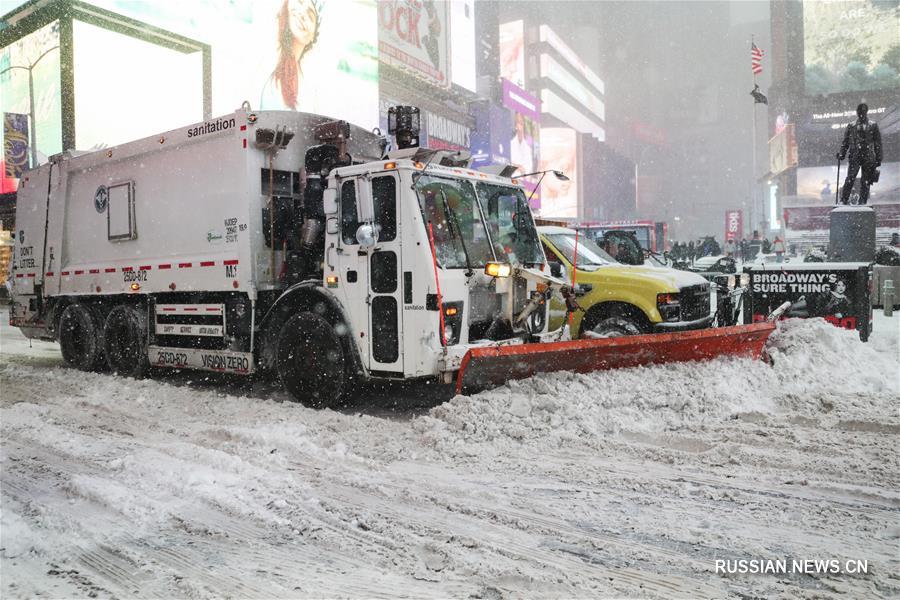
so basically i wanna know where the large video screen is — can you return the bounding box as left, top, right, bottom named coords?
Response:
left=796, top=100, right=898, bottom=168
left=803, top=0, right=900, bottom=95
left=3, top=0, right=379, bottom=157
left=499, top=20, right=525, bottom=90
left=538, top=128, right=578, bottom=218
left=73, top=21, right=202, bottom=150
left=449, top=0, right=476, bottom=92
left=0, top=20, right=62, bottom=168
left=796, top=161, right=899, bottom=204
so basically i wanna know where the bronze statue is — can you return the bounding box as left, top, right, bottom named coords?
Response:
left=836, top=103, right=882, bottom=205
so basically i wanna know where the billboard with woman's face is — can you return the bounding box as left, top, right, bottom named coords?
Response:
left=260, top=0, right=379, bottom=125
left=2, top=0, right=380, bottom=157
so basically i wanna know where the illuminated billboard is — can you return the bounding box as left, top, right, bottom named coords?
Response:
left=0, top=20, right=62, bottom=166
left=539, top=53, right=605, bottom=121
left=449, top=0, right=476, bottom=92
left=73, top=20, right=202, bottom=150
left=499, top=20, right=525, bottom=89
left=796, top=162, right=899, bottom=204
left=538, top=24, right=604, bottom=95
left=501, top=79, right=541, bottom=207
left=803, top=0, right=900, bottom=95
left=89, top=0, right=378, bottom=122
left=538, top=128, right=578, bottom=218
left=379, top=0, right=449, bottom=88
left=1, top=0, right=380, bottom=163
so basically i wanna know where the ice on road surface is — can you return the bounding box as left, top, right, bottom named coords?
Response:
left=1, top=308, right=898, bottom=598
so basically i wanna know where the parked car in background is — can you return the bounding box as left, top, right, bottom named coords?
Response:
left=682, top=255, right=746, bottom=326
left=751, top=252, right=791, bottom=266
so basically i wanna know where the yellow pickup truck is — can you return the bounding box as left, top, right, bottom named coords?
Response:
left=538, top=226, right=714, bottom=337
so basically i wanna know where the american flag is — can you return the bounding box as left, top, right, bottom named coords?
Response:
left=751, top=42, right=764, bottom=75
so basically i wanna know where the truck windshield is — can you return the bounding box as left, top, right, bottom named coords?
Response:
left=546, top=233, right=614, bottom=270
left=476, top=182, right=543, bottom=266
left=414, top=175, right=494, bottom=269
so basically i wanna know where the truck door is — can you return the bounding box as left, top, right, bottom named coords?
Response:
left=365, top=174, right=403, bottom=374
left=335, top=178, right=370, bottom=367
left=334, top=174, right=403, bottom=374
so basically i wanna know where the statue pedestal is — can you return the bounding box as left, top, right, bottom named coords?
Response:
left=829, top=206, right=875, bottom=262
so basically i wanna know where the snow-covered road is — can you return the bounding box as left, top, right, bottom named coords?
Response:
left=2, top=308, right=898, bottom=599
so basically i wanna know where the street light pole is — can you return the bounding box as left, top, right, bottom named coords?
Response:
left=0, top=45, right=60, bottom=169
left=27, top=65, right=37, bottom=167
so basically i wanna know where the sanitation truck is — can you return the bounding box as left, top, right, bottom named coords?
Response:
left=8, top=106, right=568, bottom=406
left=8, top=106, right=775, bottom=406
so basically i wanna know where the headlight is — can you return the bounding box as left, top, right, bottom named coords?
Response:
left=727, top=275, right=736, bottom=290
left=740, top=273, right=750, bottom=287
left=657, top=292, right=681, bottom=322
left=484, top=262, right=512, bottom=278
left=441, top=302, right=463, bottom=345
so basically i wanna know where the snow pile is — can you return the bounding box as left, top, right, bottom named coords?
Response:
left=766, top=317, right=899, bottom=412
left=415, top=318, right=899, bottom=456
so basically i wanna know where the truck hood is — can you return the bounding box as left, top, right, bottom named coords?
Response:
left=578, top=263, right=709, bottom=291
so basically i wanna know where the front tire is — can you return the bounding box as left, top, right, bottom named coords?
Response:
left=103, top=305, right=149, bottom=378
left=276, top=312, right=347, bottom=408
left=590, top=316, right=643, bottom=338
left=59, top=303, right=105, bottom=371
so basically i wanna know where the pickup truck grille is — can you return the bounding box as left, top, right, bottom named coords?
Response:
left=680, top=284, right=711, bottom=322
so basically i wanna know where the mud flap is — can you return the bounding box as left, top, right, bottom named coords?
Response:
left=456, top=322, right=777, bottom=395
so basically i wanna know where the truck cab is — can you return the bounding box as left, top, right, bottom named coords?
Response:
left=311, top=152, right=554, bottom=393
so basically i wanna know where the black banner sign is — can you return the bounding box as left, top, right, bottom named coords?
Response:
left=743, top=265, right=873, bottom=342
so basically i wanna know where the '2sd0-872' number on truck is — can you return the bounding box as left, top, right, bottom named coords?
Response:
left=154, top=350, right=188, bottom=367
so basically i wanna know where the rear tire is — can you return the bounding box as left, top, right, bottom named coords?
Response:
left=59, top=303, right=105, bottom=371
left=590, top=316, right=642, bottom=338
left=276, top=312, right=347, bottom=408
left=103, top=305, right=149, bottom=378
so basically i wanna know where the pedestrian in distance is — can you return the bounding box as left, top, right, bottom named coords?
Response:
left=772, top=236, right=786, bottom=263
left=725, top=238, right=736, bottom=259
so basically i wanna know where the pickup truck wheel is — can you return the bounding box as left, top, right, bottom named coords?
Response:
left=103, top=305, right=149, bottom=378
left=590, top=316, right=642, bottom=338
left=59, top=304, right=105, bottom=371
left=276, top=312, right=346, bottom=408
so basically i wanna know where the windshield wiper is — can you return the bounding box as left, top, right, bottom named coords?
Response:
left=440, top=188, right=474, bottom=277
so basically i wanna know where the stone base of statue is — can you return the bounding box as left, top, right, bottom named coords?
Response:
left=829, top=205, right=875, bottom=262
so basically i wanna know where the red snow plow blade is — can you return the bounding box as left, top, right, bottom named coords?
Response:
left=456, top=322, right=776, bottom=395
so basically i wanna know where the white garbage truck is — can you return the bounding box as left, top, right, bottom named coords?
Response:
left=8, top=106, right=564, bottom=406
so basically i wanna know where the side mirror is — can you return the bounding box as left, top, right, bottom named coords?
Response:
left=549, top=262, right=562, bottom=278
left=356, top=223, right=379, bottom=249
left=323, top=186, right=338, bottom=215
